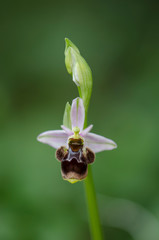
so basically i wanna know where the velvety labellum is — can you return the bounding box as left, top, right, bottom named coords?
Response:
left=56, top=137, right=95, bottom=182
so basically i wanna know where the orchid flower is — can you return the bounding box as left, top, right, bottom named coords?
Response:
left=37, top=97, right=117, bottom=183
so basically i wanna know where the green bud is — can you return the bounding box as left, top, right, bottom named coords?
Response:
left=64, top=38, right=92, bottom=112
left=63, top=102, right=71, bottom=129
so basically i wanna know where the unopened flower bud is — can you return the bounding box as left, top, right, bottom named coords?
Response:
left=64, top=38, right=93, bottom=112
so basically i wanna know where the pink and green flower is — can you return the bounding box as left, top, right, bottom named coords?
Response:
left=37, top=97, right=117, bottom=183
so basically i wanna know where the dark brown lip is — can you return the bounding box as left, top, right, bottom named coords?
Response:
left=61, top=158, right=88, bottom=180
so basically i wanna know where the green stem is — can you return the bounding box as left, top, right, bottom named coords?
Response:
left=83, top=115, right=103, bottom=240
left=78, top=86, right=103, bottom=239
left=84, top=166, right=103, bottom=240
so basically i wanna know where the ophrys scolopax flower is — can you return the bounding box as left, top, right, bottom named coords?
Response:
left=37, top=97, right=117, bottom=183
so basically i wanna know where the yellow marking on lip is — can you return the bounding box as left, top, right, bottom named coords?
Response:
left=63, top=177, right=83, bottom=184
left=67, top=179, right=79, bottom=184
left=63, top=178, right=80, bottom=184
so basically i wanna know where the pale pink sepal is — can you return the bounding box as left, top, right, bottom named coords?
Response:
left=37, top=130, right=68, bottom=149
left=71, top=97, right=85, bottom=131
left=84, top=132, right=117, bottom=153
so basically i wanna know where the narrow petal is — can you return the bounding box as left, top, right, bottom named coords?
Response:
left=80, top=124, right=93, bottom=137
left=61, top=125, right=73, bottom=136
left=37, top=130, right=68, bottom=149
left=84, top=133, right=117, bottom=153
left=71, top=97, right=85, bottom=131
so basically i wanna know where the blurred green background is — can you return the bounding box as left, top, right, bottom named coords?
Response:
left=0, top=0, right=159, bottom=239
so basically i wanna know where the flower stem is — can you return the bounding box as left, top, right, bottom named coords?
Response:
left=84, top=166, right=103, bottom=240
left=84, top=117, right=103, bottom=240
left=78, top=81, right=103, bottom=239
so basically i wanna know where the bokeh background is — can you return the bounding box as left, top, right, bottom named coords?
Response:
left=1, top=0, right=159, bottom=239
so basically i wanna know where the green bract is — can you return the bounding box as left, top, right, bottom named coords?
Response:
left=63, top=102, right=71, bottom=129
left=64, top=38, right=92, bottom=112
